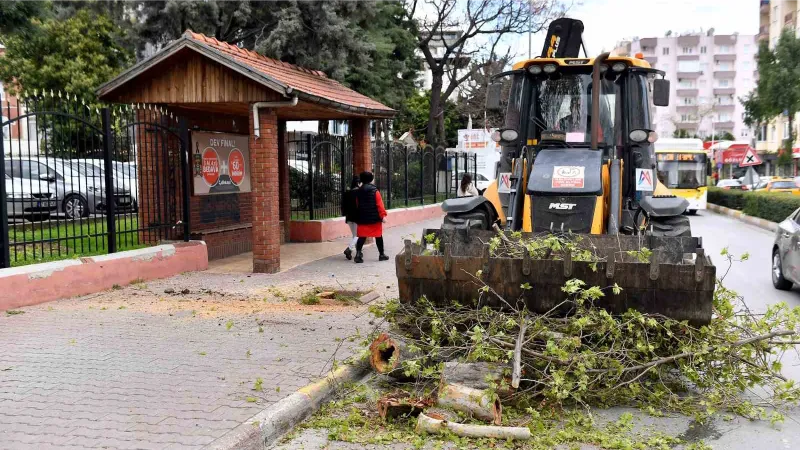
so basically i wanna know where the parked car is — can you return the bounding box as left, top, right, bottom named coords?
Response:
left=4, top=173, right=57, bottom=220
left=716, top=179, right=744, bottom=190
left=474, top=173, right=492, bottom=194
left=764, top=178, right=800, bottom=195
left=753, top=176, right=774, bottom=191
left=77, top=159, right=138, bottom=210
left=773, top=208, right=800, bottom=290
left=5, top=158, right=134, bottom=219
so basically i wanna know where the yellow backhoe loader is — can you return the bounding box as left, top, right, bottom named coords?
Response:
left=396, top=18, right=716, bottom=324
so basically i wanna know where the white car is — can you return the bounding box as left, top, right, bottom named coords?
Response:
left=474, top=174, right=492, bottom=194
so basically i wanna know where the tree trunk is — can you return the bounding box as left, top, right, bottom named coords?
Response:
left=437, top=383, right=502, bottom=425
left=440, top=362, right=511, bottom=392
left=428, top=71, right=445, bottom=146
left=368, top=333, right=424, bottom=380
left=416, top=412, right=531, bottom=440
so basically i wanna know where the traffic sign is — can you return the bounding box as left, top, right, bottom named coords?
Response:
left=739, top=147, right=762, bottom=167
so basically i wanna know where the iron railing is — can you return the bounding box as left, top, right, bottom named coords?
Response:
left=0, top=94, right=189, bottom=268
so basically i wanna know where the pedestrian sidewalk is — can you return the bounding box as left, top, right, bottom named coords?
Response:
left=0, top=215, right=443, bottom=449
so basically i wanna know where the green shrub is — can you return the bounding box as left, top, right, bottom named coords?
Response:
left=709, top=187, right=800, bottom=223
left=707, top=187, right=746, bottom=210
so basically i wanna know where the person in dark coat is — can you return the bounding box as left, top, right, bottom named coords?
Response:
left=354, top=171, right=388, bottom=263
left=342, top=175, right=361, bottom=260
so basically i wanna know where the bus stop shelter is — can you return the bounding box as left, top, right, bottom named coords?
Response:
left=98, top=31, right=395, bottom=273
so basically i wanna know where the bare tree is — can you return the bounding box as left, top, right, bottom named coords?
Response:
left=404, top=0, right=562, bottom=146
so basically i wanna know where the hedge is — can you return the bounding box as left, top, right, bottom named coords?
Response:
left=708, top=187, right=800, bottom=223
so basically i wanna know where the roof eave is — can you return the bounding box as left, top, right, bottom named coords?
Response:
left=96, top=37, right=291, bottom=100
left=295, top=91, right=396, bottom=118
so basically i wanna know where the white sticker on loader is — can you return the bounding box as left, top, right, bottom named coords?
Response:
left=497, top=172, right=512, bottom=193
left=636, top=168, right=654, bottom=191
left=551, top=166, right=585, bottom=189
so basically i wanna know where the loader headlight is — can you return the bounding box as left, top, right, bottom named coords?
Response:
left=543, top=64, right=557, bottom=74
left=630, top=129, right=659, bottom=143
left=528, top=65, right=543, bottom=75
left=611, top=62, right=627, bottom=72
left=500, top=129, right=519, bottom=142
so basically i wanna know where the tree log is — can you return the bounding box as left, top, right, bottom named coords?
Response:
left=377, top=394, right=432, bottom=421
left=437, top=383, right=502, bottom=425
left=416, top=412, right=531, bottom=440
left=369, top=333, right=422, bottom=380
left=440, top=361, right=511, bottom=391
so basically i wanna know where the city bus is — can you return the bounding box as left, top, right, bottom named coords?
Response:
left=654, top=138, right=708, bottom=214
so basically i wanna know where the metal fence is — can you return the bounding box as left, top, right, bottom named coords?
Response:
left=289, top=133, right=477, bottom=220
left=0, top=94, right=189, bottom=268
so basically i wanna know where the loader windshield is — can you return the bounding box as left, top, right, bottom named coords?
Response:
left=534, top=73, right=618, bottom=146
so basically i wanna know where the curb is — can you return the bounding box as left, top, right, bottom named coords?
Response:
left=205, top=289, right=378, bottom=450
left=707, top=203, right=779, bottom=232
left=206, top=358, right=369, bottom=450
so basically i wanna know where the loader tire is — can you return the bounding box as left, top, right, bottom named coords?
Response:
left=649, top=215, right=692, bottom=237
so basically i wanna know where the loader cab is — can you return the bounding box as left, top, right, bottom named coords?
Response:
left=490, top=57, right=674, bottom=233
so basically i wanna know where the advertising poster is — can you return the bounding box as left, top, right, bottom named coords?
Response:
left=191, top=132, right=251, bottom=195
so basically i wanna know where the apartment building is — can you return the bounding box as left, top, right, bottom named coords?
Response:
left=418, top=29, right=471, bottom=94
left=624, top=32, right=757, bottom=142
left=757, top=0, right=800, bottom=161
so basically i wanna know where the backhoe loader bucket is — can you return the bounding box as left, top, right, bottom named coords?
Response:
left=396, top=229, right=716, bottom=325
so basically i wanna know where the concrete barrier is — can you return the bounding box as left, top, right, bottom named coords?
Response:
left=707, top=203, right=779, bottom=232
left=0, top=241, right=208, bottom=311
left=290, top=203, right=444, bottom=242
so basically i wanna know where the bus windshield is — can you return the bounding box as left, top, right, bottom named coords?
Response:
left=656, top=152, right=707, bottom=189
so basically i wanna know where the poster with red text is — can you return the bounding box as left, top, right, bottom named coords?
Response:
left=191, top=132, right=251, bottom=195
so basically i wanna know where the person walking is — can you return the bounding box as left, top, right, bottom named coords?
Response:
left=354, top=171, right=388, bottom=263
left=341, top=175, right=360, bottom=260
left=457, top=173, right=480, bottom=197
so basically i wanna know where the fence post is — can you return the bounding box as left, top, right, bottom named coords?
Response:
left=404, top=147, right=409, bottom=207
left=454, top=151, right=459, bottom=199
left=420, top=149, right=425, bottom=206
left=386, top=142, right=392, bottom=210
left=307, top=134, right=314, bottom=220
left=179, top=117, right=191, bottom=241
left=432, top=148, right=436, bottom=204
left=0, top=126, right=9, bottom=268
left=101, top=108, right=117, bottom=254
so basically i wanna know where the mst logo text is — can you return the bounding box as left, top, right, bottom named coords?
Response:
left=549, top=203, right=577, bottom=210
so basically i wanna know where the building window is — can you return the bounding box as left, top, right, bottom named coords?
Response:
left=741, top=129, right=749, bottom=138
left=700, top=62, right=709, bottom=72
left=662, top=47, right=670, bottom=55
left=785, top=121, right=790, bottom=138
left=760, top=124, right=767, bottom=141
left=717, top=79, right=730, bottom=88
left=699, top=79, right=707, bottom=87
left=661, top=63, right=669, bottom=71
left=742, top=61, right=751, bottom=69
left=682, top=97, right=695, bottom=105
left=679, top=79, right=696, bottom=88
left=699, top=96, right=710, bottom=104
left=678, top=60, right=700, bottom=72
left=700, top=46, right=707, bottom=54
left=744, top=44, right=752, bottom=52
left=717, top=61, right=732, bottom=71
left=682, top=46, right=694, bottom=54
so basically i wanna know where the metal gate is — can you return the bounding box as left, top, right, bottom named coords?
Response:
left=0, top=94, right=189, bottom=268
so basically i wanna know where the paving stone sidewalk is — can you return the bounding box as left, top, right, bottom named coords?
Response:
left=0, top=218, right=441, bottom=449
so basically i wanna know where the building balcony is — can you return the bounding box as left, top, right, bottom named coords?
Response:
left=714, top=70, right=736, bottom=78
left=639, top=37, right=657, bottom=48
left=714, top=104, right=736, bottom=111
left=713, top=121, right=735, bottom=129
left=715, top=54, right=737, bottom=62
left=714, top=88, right=736, bottom=95
left=714, top=35, right=737, bottom=46
left=677, top=35, right=700, bottom=46
left=677, top=71, right=702, bottom=79
left=644, top=56, right=657, bottom=66
left=677, top=54, right=699, bottom=61
left=676, top=89, right=698, bottom=97
left=676, top=105, right=698, bottom=113
left=675, top=122, right=698, bottom=130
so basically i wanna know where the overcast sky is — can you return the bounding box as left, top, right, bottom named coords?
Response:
left=510, top=0, right=757, bottom=58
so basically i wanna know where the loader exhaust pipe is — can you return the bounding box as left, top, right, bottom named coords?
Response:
left=591, top=52, right=610, bottom=150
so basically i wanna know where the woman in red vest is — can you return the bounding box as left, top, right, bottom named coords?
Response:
left=354, top=171, right=388, bottom=263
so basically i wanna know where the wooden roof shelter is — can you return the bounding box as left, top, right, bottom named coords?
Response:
left=97, top=31, right=395, bottom=120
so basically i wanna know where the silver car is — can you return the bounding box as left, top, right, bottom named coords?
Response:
left=5, top=158, right=134, bottom=219
left=772, top=208, right=800, bottom=290
left=4, top=173, right=57, bottom=220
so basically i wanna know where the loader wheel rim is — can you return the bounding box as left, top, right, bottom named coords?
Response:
left=773, top=253, right=782, bottom=282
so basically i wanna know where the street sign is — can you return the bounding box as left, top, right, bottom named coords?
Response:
left=739, top=147, right=762, bottom=167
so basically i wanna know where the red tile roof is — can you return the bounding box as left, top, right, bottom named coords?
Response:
left=183, top=31, right=394, bottom=115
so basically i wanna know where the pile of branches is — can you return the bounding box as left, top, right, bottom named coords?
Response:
left=369, top=250, right=800, bottom=424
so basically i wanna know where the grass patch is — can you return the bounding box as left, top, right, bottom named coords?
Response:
left=8, top=216, right=148, bottom=267
left=300, top=292, right=321, bottom=305
left=253, top=378, right=264, bottom=392
left=5, top=310, right=25, bottom=316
